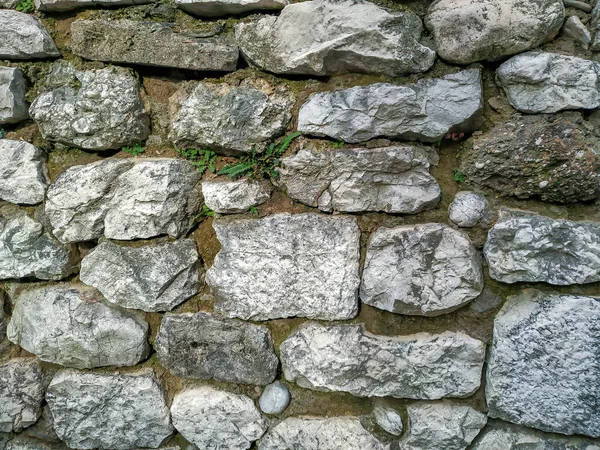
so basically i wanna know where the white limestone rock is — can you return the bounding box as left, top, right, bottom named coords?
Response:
left=562, top=16, right=591, bottom=48
left=280, top=322, right=486, bottom=399
left=297, top=70, right=483, bottom=143
left=0, top=358, right=43, bottom=433
left=0, top=11, right=60, bottom=60
left=0, top=68, right=28, bottom=124
left=0, top=141, right=48, bottom=205
left=176, top=0, right=287, bottom=16
left=203, top=180, right=272, bottom=214
left=448, top=191, right=489, bottom=228
left=373, top=406, right=403, bottom=436
left=206, top=213, right=360, bottom=321
left=259, top=381, right=291, bottom=415
left=35, top=0, right=151, bottom=11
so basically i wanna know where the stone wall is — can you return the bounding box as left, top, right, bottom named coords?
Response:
left=0, top=0, right=599, bottom=448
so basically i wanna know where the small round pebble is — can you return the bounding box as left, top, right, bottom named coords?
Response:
left=373, top=405, right=403, bottom=436
left=448, top=191, right=488, bottom=228
left=259, top=381, right=291, bottom=415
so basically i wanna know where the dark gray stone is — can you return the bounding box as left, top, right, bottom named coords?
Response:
left=35, top=0, right=152, bottom=11
left=176, top=0, right=286, bottom=16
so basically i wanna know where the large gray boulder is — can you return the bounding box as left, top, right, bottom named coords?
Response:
left=0, top=67, right=28, bottom=124
left=278, top=144, right=440, bottom=214
left=169, top=79, right=293, bottom=155
left=0, top=358, right=43, bottom=433
left=361, top=224, right=483, bottom=317
left=0, top=140, right=48, bottom=205
left=280, top=322, right=485, bottom=399
left=425, top=0, right=565, bottom=64
left=171, top=386, right=267, bottom=450
left=71, top=20, right=239, bottom=72
left=0, top=11, right=60, bottom=60
left=80, top=239, right=201, bottom=312
left=297, top=69, right=483, bottom=143
left=486, top=290, right=600, bottom=437
left=459, top=113, right=599, bottom=203
left=7, top=284, right=150, bottom=368
left=46, top=158, right=203, bottom=243
left=202, top=180, right=272, bottom=214
left=235, top=0, right=435, bottom=77
left=47, top=369, right=174, bottom=450
left=206, top=213, right=360, bottom=321
left=484, top=209, right=600, bottom=285
left=155, top=312, right=278, bottom=385
left=35, top=0, right=151, bottom=11
left=29, top=63, right=149, bottom=151
left=176, top=0, right=286, bottom=16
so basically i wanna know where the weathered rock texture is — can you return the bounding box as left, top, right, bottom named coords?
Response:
left=169, top=79, right=293, bottom=154
left=279, top=144, right=440, bottom=214
left=0, top=359, right=43, bottom=433
left=361, top=224, right=483, bottom=317
left=45, top=158, right=203, bottom=243
left=35, top=0, right=152, bottom=11
left=298, top=69, right=483, bottom=143
left=29, top=63, right=149, bottom=151
left=0, top=140, right=48, bottom=205
left=155, top=312, right=278, bottom=385
left=3, top=434, right=70, bottom=450
left=203, top=180, right=272, bottom=213
left=373, top=406, right=403, bottom=436
left=484, top=209, right=600, bottom=285
left=448, top=191, right=489, bottom=228
left=0, top=68, right=28, bottom=124
left=176, top=0, right=286, bottom=16
left=7, top=284, right=149, bottom=368
left=425, top=0, right=565, bottom=63
left=206, top=213, right=360, bottom=320
left=171, top=386, right=267, bottom=450
left=486, top=290, right=600, bottom=437
left=280, top=323, right=485, bottom=399
left=71, top=20, right=239, bottom=71
left=459, top=113, right=600, bottom=203
left=563, top=16, right=592, bottom=48
left=235, top=0, right=435, bottom=77
left=259, top=381, right=290, bottom=415
left=80, top=239, right=201, bottom=312
left=47, top=370, right=174, bottom=450
left=0, top=11, right=60, bottom=60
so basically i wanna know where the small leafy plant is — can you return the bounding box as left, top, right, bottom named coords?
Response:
left=122, top=143, right=145, bottom=157
left=331, top=140, right=345, bottom=149
left=202, top=204, right=214, bottom=218
left=0, top=128, right=5, bottom=139
left=16, top=0, right=34, bottom=12
left=176, top=148, right=217, bottom=176
left=454, top=170, right=466, bottom=183
left=249, top=206, right=259, bottom=216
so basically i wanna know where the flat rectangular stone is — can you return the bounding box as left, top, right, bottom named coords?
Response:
left=0, top=67, right=28, bottom=124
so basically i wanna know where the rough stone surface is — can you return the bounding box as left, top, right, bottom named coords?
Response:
left=206, top=213, right=360, bottom=320
left=23, top=405, right=60, bottom=444
left=169, top=79, right=294, bottom=155
left=0, top=140, right=48, bottom=205
left=593, top=1, right=600, bottom=50
left=563, top=16, right=591, bottom=48
left=236, top=0, right=435, bottom=77
left=0, top=68, right=28, bottom=124
left=259, top=381, right=291, bottom=415
left=35, top=0, right=151, bottom=10
left=279, top=144, right=440, bottom=214
left=298, top=69, right=483, bottom=143
left=47, top=370, right=174, bottom=450
left=497, top=52, right=600, bottom=113
left=361, top=223, right=483, bottom=317
left=7, top=284, right=149, bottom=368
left=373, top=406, right=403, bottom=436
left=397, top=402, right=487, bottom=450
left=459, top=113, right=600, bottom=203
left=448, top=191, right=489, bottom=228
left=155, top=312, right=278, bottom=385
left=171, top=386, right=267, bottom=450
left=257, top=417, right=386, bottom=450
left=0, top=359, right=43, bottom=433
left=80, top=239, right=201, bottom=312
left=46, top=158, right=203, bottom=243
left=280, top=322, right=485, bottom=399
left=0, top=11, right=60, bottom=60
left=203, top=180, right=272, bottom=214
left=486, top=290, right=600, bottom=437
left=484, top=209, right=600, bottom=285
left=3, top=435, right=69, bottom=450
left=71, top=20, right=239, bottom=71
left=0, top=290, right=5, bottom=341
left=425, top=0, right=565, bottom=64
left=176, top=0, right=286, bottom=16
left=29, top=62, right=149, bottom=151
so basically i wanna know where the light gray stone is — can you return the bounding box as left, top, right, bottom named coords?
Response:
left=236, top=0, right=435, bottom=77
left=259, top=381, right=290, bottom=415
left=47, top=369, right=174, bottom=450
left=373, top=406, right=403, bottom=436
left=0, top=358, right=43, bottom=433
left=0, top=0, right=18, bottom=8
left=563, top=0, right=592, bottom=12
left=0, top=68, right=27, bottom=124
left=0, top=140, right=48, bottom=205
left=206, top=213, right=360, bottom=321
left=171, top=386, right=267, bottom=450
left=448, top=191, right=488, bottom=228
left=298, top=69, right=483, bottom=143
left=35, top=0, right=151, bottom=11
left=7, top=284, right=149, bottom=368
left=0, top=11, right=60, bottom=60
left=279, top=144, right=440, bottom=214
left=203, top=180, right=272, bottom=214
left=497, top=52, right=600, bottom=114
left=280, top=322, right=485, bottom=399
left=169, top=79, right=293, bottom=155
left=397, top=402, right=487, bottom=450
left=361, top=223, right=483, bottom=317
left=257, top=417, right=386, bottom=450
left=71, top=20, right=239, bottom=72
left=486, top=289, right=600, bottom=437
left=155, top=312, right=278, bottom=385
left=29, top=62, right=149, bottom=151
left=592, top=0, right=600, bottom=50
left=484, top=209, right=600, bottom=285
left=176, top=0, right=286, bottom=16
left=4, top=435, right=69, bottom=450
left=563, top=16, right=591, bottom=47
left=425, top=0, right=565, bottom=64
left=80, top=239, right=201, bottom=312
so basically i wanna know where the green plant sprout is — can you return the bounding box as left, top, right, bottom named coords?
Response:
left=176, top=148, right=217, bottom=175
left=122, top=143, right=145, bottom=156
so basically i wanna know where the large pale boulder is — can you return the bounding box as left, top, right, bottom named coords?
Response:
left=0, top=358, right=43, bottom=433
left=0, top=141, right=48, bottom=205
left=0, top=67, right=28, bottom=124
left=176, top=0, right=286, bottom=16
left=0, top=11, right=60, bottom=59
left=202, top=180, right=272, bottom=214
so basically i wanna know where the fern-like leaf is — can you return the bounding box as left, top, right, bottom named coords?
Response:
left=217, top=162, right=254, bottom=179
